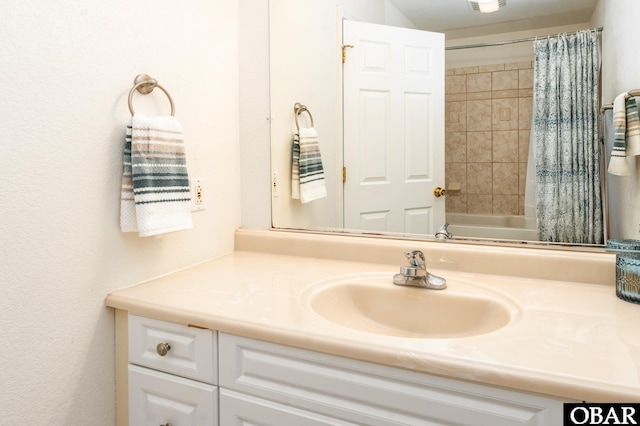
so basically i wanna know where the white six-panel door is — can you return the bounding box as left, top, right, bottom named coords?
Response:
left=342, top=20, right=445, bottom=235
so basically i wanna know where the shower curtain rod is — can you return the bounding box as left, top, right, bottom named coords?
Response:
left=445, top=27, right=603, bottom=51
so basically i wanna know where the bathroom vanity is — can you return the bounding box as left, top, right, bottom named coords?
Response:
left=107, top=229, right=640, bottom=425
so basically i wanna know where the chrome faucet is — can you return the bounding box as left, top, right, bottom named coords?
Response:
left=435, top=223, right=452, bottom=240
left=393, top=250, right=447, bottom=290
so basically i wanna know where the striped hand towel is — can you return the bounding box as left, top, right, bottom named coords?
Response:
left=120, top=115, right=193, bottom=236
left=608, top=93, right=632, bottom=176
left=291, top=133, right=301, bottom=199
left=624, top=96, right=640, bottom=156
left=296, top=127, right=327, bottom=203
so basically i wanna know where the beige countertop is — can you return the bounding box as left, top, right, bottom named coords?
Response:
left=106, top=229, right=640, bottom=402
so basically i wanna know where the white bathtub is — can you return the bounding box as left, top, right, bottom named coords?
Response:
left=445, top=213, right=538, bottom=241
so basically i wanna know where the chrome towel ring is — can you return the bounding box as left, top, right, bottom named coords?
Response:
left=128, top=73, right=175, bottom=117
left=294, top=102, right=314, bottom=131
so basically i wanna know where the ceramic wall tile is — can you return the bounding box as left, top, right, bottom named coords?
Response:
left=468, top=91, right=491, bottom=100
left=446, top=193, right=468, bottom=213
left=519, top=130, right=530, bottom=162
left=492, top=70, right=519, bottom=91
left=448, top=93, right=467, bottom=102
left=505, top=61, right=532, bottom=70
left=445, top=162, right=467, bottom=192
left=519, top=97, right=533, bottom=130
left=492, top=98, right=519, bottom=131
left=492, top=89, right=520, bottom=99
left=454, top=66, right=479, bottom=75
left=445, top=59, right=533, bottom=215
left=479, top=63, right=504, bottom=72
left=468, top=194, right=493, bottom=214
left=492, top=131, right=519, bottom=162
left=493, top=194, right=519, bottom=215
left=467, top=72, right=492, bottom=92
left=467, top=163, right=492, bottom=194
left=519, top=163, right=528, bottom=195
left=519, top=88, right=534, bottom=97
left=519, top=69, right=534, bottom=89
left=446, top=75, right=467, bottom=94
left=446, top=131, right=467, bottom=162
left=493, top=163, right=519, bottom=195
left=467, top=131, right=492, bottom=162
left=467, top=100, right=492, bottom=131
left=446, top=101, right=467, bottom=132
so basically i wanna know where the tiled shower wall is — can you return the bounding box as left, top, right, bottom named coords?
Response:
left=444, top=61, right=533, bottom=216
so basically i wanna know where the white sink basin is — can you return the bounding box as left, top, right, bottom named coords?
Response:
left=302, top=274, right=518, bottom=338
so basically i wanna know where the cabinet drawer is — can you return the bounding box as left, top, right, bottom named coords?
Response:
left=128, top=314, right=217, bottom=384
left=129, top=365, right=217, bottom=426
left=220, top=389, right=359, bottom=425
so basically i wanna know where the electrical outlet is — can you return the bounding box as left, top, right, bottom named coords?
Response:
left=190, top=178, right=205, bottom=211
left=272, top=172, right=279, bottom=198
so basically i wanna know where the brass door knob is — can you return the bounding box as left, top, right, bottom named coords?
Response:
left=156, top=342, right=171, bottom=356
left=433, top=187, right=446, bottom=197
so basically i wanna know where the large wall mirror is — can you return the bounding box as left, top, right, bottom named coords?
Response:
left=270, top=0, right=606, bottom=247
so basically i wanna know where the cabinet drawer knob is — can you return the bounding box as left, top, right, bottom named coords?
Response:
left=156, top=342, right=171, bottom=356
left=160, top=424, right=172, bottom=426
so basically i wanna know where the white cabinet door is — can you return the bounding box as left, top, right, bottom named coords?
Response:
left=220, top=389, right=360, bottom=426
left=129, top=365, right=217, bottom=426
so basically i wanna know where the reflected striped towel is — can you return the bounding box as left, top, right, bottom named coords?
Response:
left=120, top=115, right=193, bottom=236
left=291, top=133, right=300, bottom=199
left=608, top=94, right=640, bottom=175
left=294, top=127, right=327, bottom=203
left=625, top=96, right=640, bottom=156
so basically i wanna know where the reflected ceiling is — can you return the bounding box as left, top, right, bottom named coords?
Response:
left=388, top=0, right=600, bottom=37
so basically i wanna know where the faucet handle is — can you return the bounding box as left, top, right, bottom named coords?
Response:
left=435, top=222, right=452, bottom=240
left=404, top=250, right=425, bottom=269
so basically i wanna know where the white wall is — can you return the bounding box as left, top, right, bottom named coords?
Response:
left=0, top=0, right=240, bottom=424
left=239, top=0, right=271, bottom=230
left=592, top=0, right=640, bottom=239
left=269, top=0, right=343, bottom=230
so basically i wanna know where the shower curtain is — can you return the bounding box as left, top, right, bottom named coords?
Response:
left=531, top=29, right=603, bottom=244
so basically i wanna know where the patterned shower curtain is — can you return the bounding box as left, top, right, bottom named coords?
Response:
left=531, top=29, right=603, bottom=244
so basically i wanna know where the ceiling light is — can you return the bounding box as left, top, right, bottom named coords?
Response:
left=468, top=0, right=506, bottom=14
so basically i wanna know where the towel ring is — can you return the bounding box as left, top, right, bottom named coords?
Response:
left=128, top=74, right=175, bottom=117
left=294, top=102, right=314, bottom=131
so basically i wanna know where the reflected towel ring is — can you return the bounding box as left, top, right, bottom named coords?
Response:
left=128, top=74, right=175, bottom=117
left=294, top=102, right=314, bottom=131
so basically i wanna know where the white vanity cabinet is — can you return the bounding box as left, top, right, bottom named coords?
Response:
left=218, top=333, right=568, bottom=426
left=121, top=314, right=568, bottom=425
left=127, top=314, right=218, bottom=426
